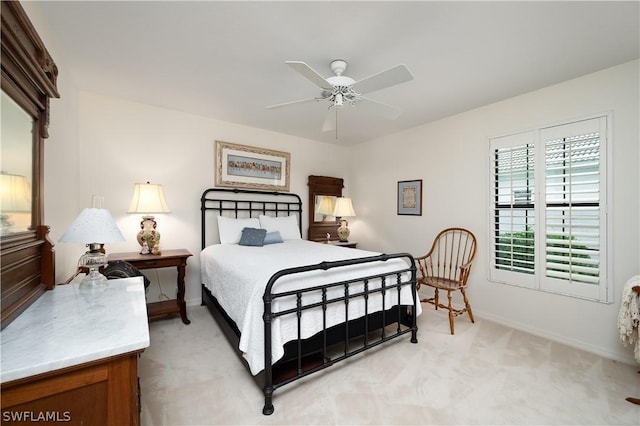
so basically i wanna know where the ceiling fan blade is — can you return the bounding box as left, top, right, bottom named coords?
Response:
left=286, top=61, right=333, bottom=90
left=357, top=97, right=403, bottom=120
left=265, top=97, right=319, bottom=109
left=351, top=64, right=413, bottom=95
left=322, top=108, right=338, bottom=132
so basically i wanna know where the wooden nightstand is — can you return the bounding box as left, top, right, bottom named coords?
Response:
left=108, top=249, right=193, bottom=324
left=325, top=240, right=358, bottom=249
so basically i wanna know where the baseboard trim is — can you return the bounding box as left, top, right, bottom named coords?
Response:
left=186, top=297, right=202, bottom=308
left=473, top=309, right=636, bottom=367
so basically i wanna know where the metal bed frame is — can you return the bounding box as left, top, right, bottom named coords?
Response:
left=200, top=188, right=418, bottom=415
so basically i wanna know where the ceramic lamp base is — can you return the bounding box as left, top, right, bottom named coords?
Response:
left=337, top=219, right=350, bottom=242
left=137, top=215, right=161, bottom=255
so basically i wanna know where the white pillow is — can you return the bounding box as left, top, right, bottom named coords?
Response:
left=217, top=216, right=260, bottom=245
left=259, top=215, right=301, bottom=240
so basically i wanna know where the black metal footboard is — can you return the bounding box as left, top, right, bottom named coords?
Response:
left=261, top=252, right=418, bottom=415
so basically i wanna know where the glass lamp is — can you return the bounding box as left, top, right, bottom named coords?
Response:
left=127, top=182, right=170, bottom=255
left=59, top=199, right=125, bottom=289
left=332, top=197, right=356, bottom=242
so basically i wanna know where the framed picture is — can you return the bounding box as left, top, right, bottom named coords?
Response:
left=215, top=140, right=290, bottom=191
left=397, top=179, right=422, bottom=215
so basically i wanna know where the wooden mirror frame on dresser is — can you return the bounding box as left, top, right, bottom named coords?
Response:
left=307, top=175, right=344, bottom=241
left=0, top=0, right=59, bottom=330
left=1, top=7, right=146, bottom=425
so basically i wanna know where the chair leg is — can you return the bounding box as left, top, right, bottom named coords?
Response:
left=434, top=288, right=439, bottom=310
left=461, top=288, right=474, bottom=323
left=447, top=290, right=455, bottom=335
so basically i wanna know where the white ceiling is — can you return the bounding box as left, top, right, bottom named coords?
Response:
left=34, top=1, right=639, bottom=146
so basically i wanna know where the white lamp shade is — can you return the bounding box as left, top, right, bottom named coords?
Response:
left=59, top=208, right=125, bottom=244
left=127, top=182, right=170, bottom=214
left=0, top=173, right=31, bottom=212
left=333, top=197, right=356, bottom=218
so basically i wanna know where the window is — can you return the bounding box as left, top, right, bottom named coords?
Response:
left=489, top=115, right=609, bottom=302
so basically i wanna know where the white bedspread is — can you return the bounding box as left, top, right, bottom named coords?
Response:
left=201, top=240, right=420, bottom=374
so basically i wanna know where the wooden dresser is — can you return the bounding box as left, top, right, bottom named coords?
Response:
left=0, top=277, right=150, bottom=425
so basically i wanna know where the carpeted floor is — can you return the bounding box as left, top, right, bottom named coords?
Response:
left=139, top=304, right=639, bottom=425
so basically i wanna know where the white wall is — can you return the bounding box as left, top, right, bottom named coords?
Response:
left=20, top=2, right=83, bottom=282
left=50, top=93, right=348, bottom=304
left=348, top=60, right=640, bottom=364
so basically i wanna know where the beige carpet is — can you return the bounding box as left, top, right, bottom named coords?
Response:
left=139, top=304, right=639, bottom=425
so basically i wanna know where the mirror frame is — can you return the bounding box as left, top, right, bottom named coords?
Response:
left=1, top=1, right=59, bottom=329
left=307, top=175, right=343, bottom=241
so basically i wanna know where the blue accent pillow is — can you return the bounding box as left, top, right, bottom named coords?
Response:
left=239, top=227, right=267, bottom=246
left=263, top=231, right=283, bottom=245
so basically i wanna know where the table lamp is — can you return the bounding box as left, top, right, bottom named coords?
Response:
left=127, top=182, right=170, bottom=255
left=59, top=197, right=125, bottom=289
left=332, top=197, right=356, bottom=242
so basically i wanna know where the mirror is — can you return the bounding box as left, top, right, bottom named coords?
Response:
left=308, top=175, right=343, bottom=241
left=0, top=91, right=33, bottom=235
left=1, top=0, right=59, bottom=329
left=314, top=195, right=337, bottom=223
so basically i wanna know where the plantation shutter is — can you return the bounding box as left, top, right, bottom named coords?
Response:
left=488, top=115, right=608, bottom=302
left=489, top=131, right=536, bottom=287
left=540, top=117, right=607, bottom=299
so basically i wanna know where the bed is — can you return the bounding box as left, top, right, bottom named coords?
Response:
left=200, top=188, right=419, bottom=415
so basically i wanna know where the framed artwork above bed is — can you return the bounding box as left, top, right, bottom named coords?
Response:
left=215, top=140, right=290, bottom=191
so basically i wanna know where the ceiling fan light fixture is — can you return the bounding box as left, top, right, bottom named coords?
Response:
left=334, top=93, right=343, bottom=107
left=327, top=75, right=355, bottom=87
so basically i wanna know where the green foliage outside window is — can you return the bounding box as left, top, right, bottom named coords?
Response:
left=496, top=228, right=596, bottom=278
left=496, top=228, right=535, bottom=273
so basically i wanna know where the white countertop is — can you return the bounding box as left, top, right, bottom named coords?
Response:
left=1, top=277, right=150, bottom=383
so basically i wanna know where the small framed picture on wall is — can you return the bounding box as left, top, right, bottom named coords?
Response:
left=397, top=179, right=422, bottom=216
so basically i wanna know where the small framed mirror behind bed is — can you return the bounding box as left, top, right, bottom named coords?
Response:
left=307, top=175, right=343, bottom=242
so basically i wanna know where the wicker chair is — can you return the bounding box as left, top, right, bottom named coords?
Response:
left=414, top=227, right=477, bottom=335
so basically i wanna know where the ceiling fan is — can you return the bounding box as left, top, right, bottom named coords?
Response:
left=266, top=60, right=413, bottom=135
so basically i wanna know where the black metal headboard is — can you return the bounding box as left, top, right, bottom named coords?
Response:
left=201, top=188, right=303, bottom=249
